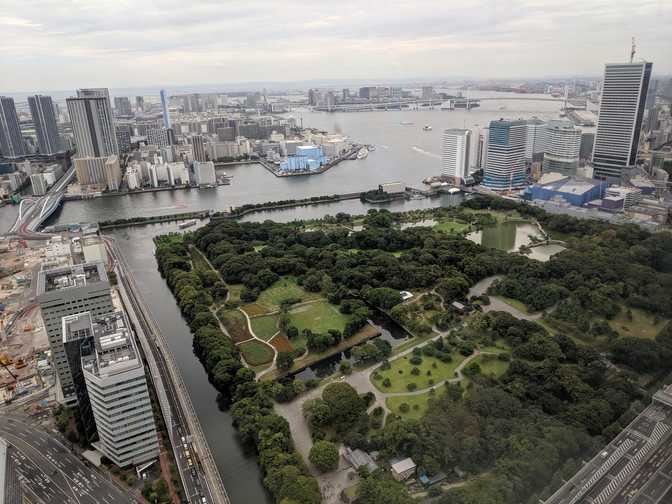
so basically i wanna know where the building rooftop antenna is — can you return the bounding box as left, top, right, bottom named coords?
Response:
left=630, top=37, right=636, bottom=63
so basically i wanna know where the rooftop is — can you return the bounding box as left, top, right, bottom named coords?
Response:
left=391, top=457, right=416, bottom=474
left=82, top=311, right=139, bottom=377
left=37, top=262, right=107, bottom=295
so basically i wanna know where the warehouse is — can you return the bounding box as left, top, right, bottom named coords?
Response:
left=530, top=175, right=605, bottom=207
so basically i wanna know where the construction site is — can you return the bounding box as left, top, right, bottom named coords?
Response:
left=0, top=224, right=108, bottom=406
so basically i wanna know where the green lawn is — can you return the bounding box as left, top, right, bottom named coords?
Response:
left=472, top=355, right=510, bottom=378
left=386, top=386, right=444, bottom=420
left=190, top=247, right=213, bottom=272
left=608, top=307, right=668, bottom=340
left=227, top=284, right=244, bottom=303
left=479, top=339, right=511, bottom=354
left=287, top=301, right=352, bottom=335
left=434, top=220, right=471, bottom=234
left=239, top=340, right=275, bottom=366
left=372, top=353, right=466, bottom=393
left=250, top=314, right=280, bottom=341
left=256, top=277, right=322, bottom=310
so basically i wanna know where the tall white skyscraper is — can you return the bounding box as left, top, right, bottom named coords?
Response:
left=542, top=120, right=582, bottom=174
left=441, top=129, right=471, bottom=183
left=0, top=96, right=26, bottom=158
left=525, top=118, right=547, bottom=161
left=28, top=95, right=63, bottom=155
left=483, top=119, right=527, bottom=190
left=592, top=61, right=652, bottom=180
left=67, top=88, right=118, bottom=158
left=81, top=311, right=160, bottom=467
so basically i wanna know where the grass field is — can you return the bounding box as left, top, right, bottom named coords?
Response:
left=239, top=340, right=275, bottom=366
left=608, top=307, right=668, bottom=340
left=257, top=277, right=322, bottom=310
left=250, top=314, right=280, bottom=341
left=372, top=353, right=466, bottom=393
left=288, top=301, right=352, bottom=334
left=227, top=284, right=244, bottom=303
left=472, top=355, right=510, bottom=378
left=386, top=386, right=444, bottom=420
left=216, top=308, right=252, bottom=343
left=190, top=247, right=213, bottom=272
left=434, top=220, right=471, bottom=234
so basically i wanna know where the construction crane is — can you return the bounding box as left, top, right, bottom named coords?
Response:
left=630, top=37, right=636, bottom=63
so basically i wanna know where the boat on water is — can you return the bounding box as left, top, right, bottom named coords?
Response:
left=178, top=219, right=198, bottom=229
left=368, top=145, right=376, bottom=151
left=400, top=121, right=415, bottom=126
left=356, top=147, right=369, bottom=160
left=423, top=125, right=432, bottom=131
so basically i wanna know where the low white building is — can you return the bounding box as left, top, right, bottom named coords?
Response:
left=391, top=457, right=417, bottom=481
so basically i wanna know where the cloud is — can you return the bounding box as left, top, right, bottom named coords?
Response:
left=0, top=0, right=670, bottom=91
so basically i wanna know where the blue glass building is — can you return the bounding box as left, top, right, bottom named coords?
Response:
left=483, top=119, right=527, bottom=190
left=160, top=89, right=170, bottom=129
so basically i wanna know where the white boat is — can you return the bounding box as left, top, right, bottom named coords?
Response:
left=368, top=145, right=376, bottom=151
left=178, top=219, right=198, bottom=229
left=356, top=147, right=369, bottom=160
left=423, top=125, right=432, bottom=131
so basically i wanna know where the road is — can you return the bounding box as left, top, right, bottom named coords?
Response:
left=0, top=413, right=139, bottom=503
left=107, top=238, right=229, bottom=504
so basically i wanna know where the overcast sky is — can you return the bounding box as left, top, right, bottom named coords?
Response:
left=1, top=0, right=670, bottom=93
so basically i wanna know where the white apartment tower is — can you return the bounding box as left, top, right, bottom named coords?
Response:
left=81, top=311, right=160, bottom=467
left=441, top=129, right=471, bottom=183
left=592, top=62, right=652, bottom=180
left=542, top=120, right=582, bottom=174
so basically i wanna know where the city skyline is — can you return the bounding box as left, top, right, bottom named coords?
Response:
left=1, top=0, right=671, bottom=92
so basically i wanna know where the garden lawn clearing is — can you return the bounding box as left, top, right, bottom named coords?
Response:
left=216, top=308, right=252, bottom=343
left=287, top=300, right=352, bottom=335
left=372, top=352, right=466, bottom=393
left=434, top=220, right=471, bottom=234
left=608, top=306, right=668, bottom=340
left=227, top=284, right=244, bottom=304
left=256, top=276, right=322, bottom=311
left=239, top=340, right=275, bottom=366
left=472, top=354, right=510, bottom=378
left=386, top=386, right=444, bottom=420
left=495, top=295, right=532, bottom=314
left=250, top=314, right=280, bottom=341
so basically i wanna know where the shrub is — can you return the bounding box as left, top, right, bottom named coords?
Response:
left=409, top=355, right=423, bottom=366
left=411, top=367, right=420, bottom=376
left=372, top=406, right=384, bottom=417
left=309, top=441, right=339, bottom=473
left=407, top=383, right=417, bottom=392
left=382, top=378, right=392, bottom=388
left=339, top=361, right=352, bottom=375
left=399, top=403, right=410, bottom=413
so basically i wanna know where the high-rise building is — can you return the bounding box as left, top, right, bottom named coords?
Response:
left=441, top=129, right=471, bottom=183
left=28, top=95, right=63, bottom=155
left=160, top=90, right=170, bottom=129
left=81, top=311, right=160, bottom=467
left=193, top=160, right=216, bottom=186
left=483, top=119, right=528, bottom=190
left=135, top=96, right=144, bottom=112
left=190, top=135, right=207, bottom=162
left=113, top=96, right=132, bottom=117
left=62, top=312, right=98, bottom=442
left=525, top=118, right=547, bottom=161
left=37, top=262, right=113, bottom=404
left=67, top=89, right=119, bottom=158
left=146, top=127, right=170, bottom=148
left=0, top=96, right=26, bottom=158
left=115, top=126, right=132, bottom=153
left=592, top=61, right=653, bottom=180
left=542, top=120, right=582, bottom=174
left=73, top=155, right=120, bottom=190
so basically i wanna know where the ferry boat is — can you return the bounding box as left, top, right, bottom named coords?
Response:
left=356, top=147, right=369, bottom=160
left=178, top=219, right=198, bottom=229
left=423, top=125, right=432, bottom=131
